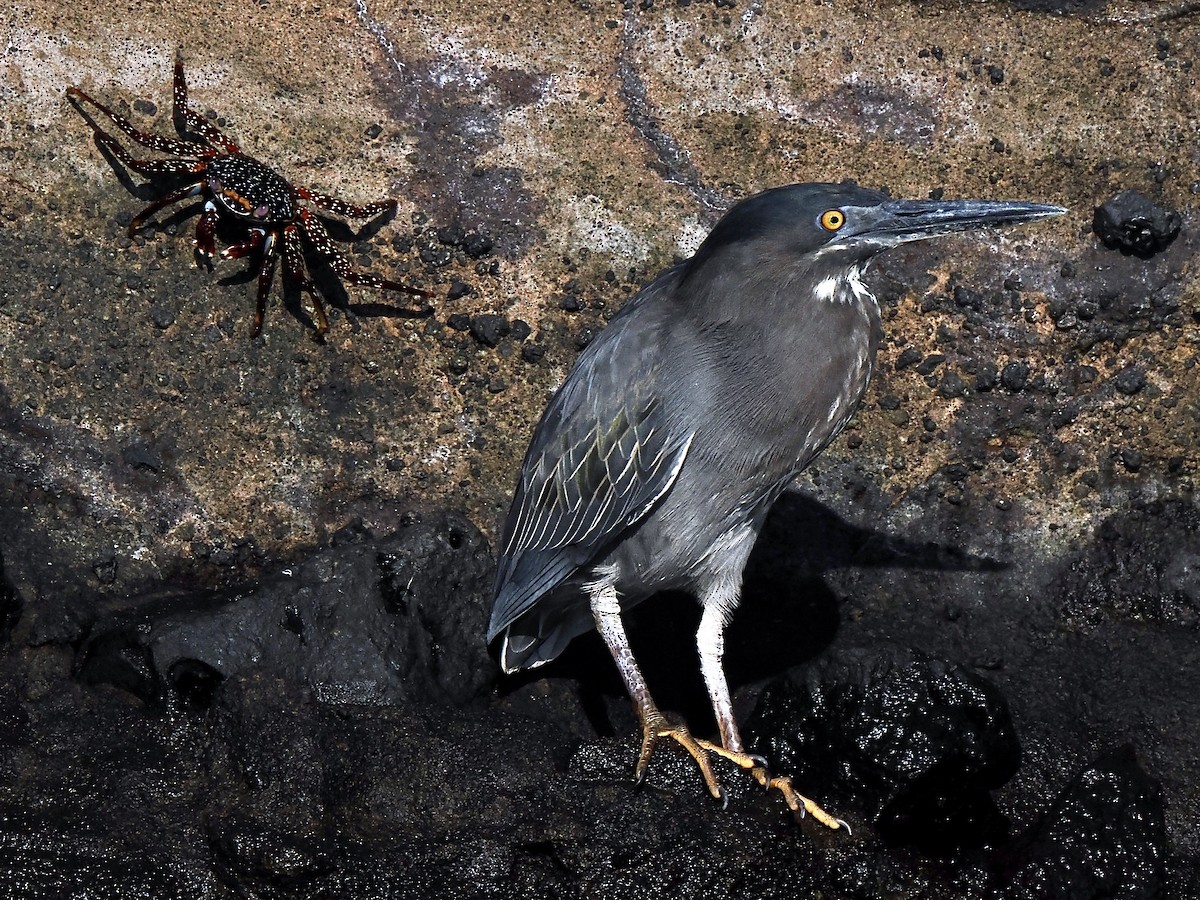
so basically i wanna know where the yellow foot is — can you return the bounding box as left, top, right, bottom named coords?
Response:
left=707, top=745, right=849, bottom=832
left=634, top=713, right=728, bottom=805
left=632, top=714, right=848, bottom=832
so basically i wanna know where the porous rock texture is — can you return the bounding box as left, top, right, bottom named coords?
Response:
left=0, top=1, right=1197, bottom=896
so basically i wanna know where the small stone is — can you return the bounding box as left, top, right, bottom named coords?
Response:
left=447, top=279, right=473, bottom=301
left=150, top=305, right=176, bottom=329
left=939, top=372, right=968, bottom=399
left=1119, top=449, right=1143, bottom=472
left=1093, top=190, right=1181, bottom=259
left=462, top=232, right=494, bottom=258
left=469, top=314, right=511, bottom=347
left=896, top=347, right=922, bottom=370
left=1001, top=361, right=1030, bottom=392
left=1113, top=366, right=1146, bottom=396
left=916, top=354, right=947, bottom=376
left=975, top=361, right=999, bottom=392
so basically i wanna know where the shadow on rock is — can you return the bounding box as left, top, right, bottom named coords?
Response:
left=76, top=510, right=496, bottom=710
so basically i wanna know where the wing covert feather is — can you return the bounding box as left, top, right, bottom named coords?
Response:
left=489, top=283, right=694, bottom=636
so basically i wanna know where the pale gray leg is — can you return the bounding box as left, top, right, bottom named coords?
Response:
left=694, top=580, right=848, bottom=831
left=696, top=590, right=744, bottom=753
left=588, top=571, right=725, bottom=799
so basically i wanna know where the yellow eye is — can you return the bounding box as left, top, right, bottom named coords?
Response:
left=820, top=209, right=846, bottom=231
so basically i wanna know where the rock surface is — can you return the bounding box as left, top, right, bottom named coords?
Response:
left=1, top=0, right=1198, bottom=896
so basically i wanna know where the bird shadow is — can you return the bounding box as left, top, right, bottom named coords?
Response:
left=531, top=490, right=1004, bottom=739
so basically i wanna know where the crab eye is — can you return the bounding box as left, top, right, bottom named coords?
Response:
left=820, top=209, right=846, bottom=232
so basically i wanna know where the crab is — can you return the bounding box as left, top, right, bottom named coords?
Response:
left=67, top=57, right=432, bottom=340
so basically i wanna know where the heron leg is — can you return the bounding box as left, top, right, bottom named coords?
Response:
left=695, top=596, right=847, bottom=831
left=588, top=574, right=726, bottom=802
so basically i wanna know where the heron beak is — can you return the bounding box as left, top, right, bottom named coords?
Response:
left=843, top=198, right=1067, bottom=245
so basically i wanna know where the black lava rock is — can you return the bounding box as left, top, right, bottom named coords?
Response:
left=939, top=371, right=968, bottom=399
left=744, top=647, right=1020, bottom=852
left=1092, top=190, right=1182, bottom=258
left=997, top=746, right=1166, bottom=899
left=1001, top=361, right=1031, bottom=393
left=0, top=553, right=20, bottom=643
left=895, top=347, right=923, bottom=370
left=461, top=231, right=494, bottom=258
left=1112, top=365, right=1147, bottom=395
left=469, top=314, right=511, bottom=348
left=121, top=441, right=164, bottom=474
left=975, top=360, right=1000, bottom=392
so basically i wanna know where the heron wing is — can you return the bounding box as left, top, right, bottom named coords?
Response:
left=488, top=283, right=694, bottom=639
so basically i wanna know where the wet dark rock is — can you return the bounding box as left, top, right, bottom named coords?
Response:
left=435, top=221, right=467, bottom=247
left=744, top=648, right=1020, bottom=852
left=1092, top=190, right=1181, bottom=258
left=521, top=342, right=545, bottom=364
left=76, top=512, right=496, bottom=709
left=208, top=810, right=335, bottom=887
left=1050, top=401, right=1081, bottom=429
left=953, top=285, right=984, bottom=311
left=446, top=312, right=471, bottom=331
left=0, top=553, right=20, bottom=643
left=997, top=746, right=1166, bottom=899
left=1055, top=499, right=1200, bottom=628
left=447, top=278, right=473, bottom=301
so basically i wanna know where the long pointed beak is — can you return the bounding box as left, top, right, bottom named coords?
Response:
left=844, top=198, right=1067, bottom=245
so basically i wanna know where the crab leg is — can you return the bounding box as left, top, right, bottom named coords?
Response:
left=128, top=181, right=205, bottom=234
left=171, top=60, right=241, bottom=154
left=67, top=86, right=208, bottom=158
left=299, top=210, right=432, bottom=304
left=296, top=188, right=397, bottom=220
left=280, top=225, right=329, bottom=338
left=87, top=129, right=206, bottom=179
left=252, top=231, right=279, bottom=339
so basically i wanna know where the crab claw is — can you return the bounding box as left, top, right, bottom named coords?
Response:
left=193, top=201, right=219, bottom=262
left=221, top=229, right=266, bottom=261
